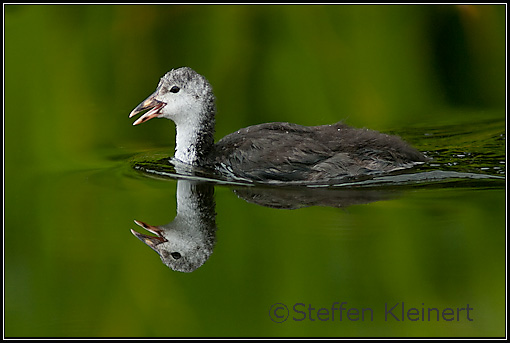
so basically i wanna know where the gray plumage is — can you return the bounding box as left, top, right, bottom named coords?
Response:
left=211, top=121, right=427, bottom=182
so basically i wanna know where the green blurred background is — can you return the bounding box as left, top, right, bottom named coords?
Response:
left=4, top=4, right=506, bottom=337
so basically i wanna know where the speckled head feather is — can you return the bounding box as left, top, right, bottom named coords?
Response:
left=159, top=67, right=214, bottom=100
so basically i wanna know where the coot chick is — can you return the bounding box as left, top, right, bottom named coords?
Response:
left=129, top=67, right=427, bottom=183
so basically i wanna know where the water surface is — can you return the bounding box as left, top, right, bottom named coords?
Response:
left=96, top=117, right=506, bottom=336
left=5, top=116, right=506, bottom=338
left=4, top=4, right=505, bottom=338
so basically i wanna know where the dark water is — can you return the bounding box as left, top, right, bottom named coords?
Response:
left=5, top=118, right=506, bottom=338
left=4, top=4, right=506, bottom=338
left=85, top=117, right=504, bottom=336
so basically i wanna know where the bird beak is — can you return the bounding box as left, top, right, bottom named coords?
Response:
left=129, top=92, right=166, bottom=126
left=130, top=220, right=167, bottom=256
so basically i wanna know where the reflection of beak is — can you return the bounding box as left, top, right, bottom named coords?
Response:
left=130, top=220, right=166, bottom=255
left=129, top=92, right=166, bottom=126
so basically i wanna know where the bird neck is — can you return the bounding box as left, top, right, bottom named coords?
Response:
left=174, top=106, right=215, bottom=165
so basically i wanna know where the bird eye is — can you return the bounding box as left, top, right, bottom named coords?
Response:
left=170, top=86, right=180, bottom=93
left=170, top=252, right=181, bottom=260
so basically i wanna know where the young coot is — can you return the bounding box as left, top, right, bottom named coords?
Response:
left=129, top=67, right=427, bottom=182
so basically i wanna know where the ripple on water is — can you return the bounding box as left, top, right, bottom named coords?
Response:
left=128, top=117, right=505, bottom=190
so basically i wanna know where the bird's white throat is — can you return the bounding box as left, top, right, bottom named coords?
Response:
left=174, top=121, right=200, bottom=164
left=172, top=105, right=214, bottom=165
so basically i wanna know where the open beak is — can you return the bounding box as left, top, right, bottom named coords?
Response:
left=129, top=92, right=166, bottom=126
left=130, top=220, right=167, bottom=255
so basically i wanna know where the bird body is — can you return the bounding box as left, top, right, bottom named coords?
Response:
left=129, top=67, right=427, bottom=183
left=210, top=121, right=426, bottom=182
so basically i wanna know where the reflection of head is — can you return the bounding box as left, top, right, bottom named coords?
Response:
left=131, top=181, right=217, bottom=273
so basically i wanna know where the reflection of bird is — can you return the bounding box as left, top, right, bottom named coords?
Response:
left=131, top=181, right=216, bottom=273
left=130, top=67, right=427, bottom=183
left=232, top=185, right=398, bottom=210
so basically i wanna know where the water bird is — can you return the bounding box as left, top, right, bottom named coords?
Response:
left=129, top=67, right=427, bottom=183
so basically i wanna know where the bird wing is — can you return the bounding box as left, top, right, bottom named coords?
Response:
left=211, top=122, right=426, bottom=182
